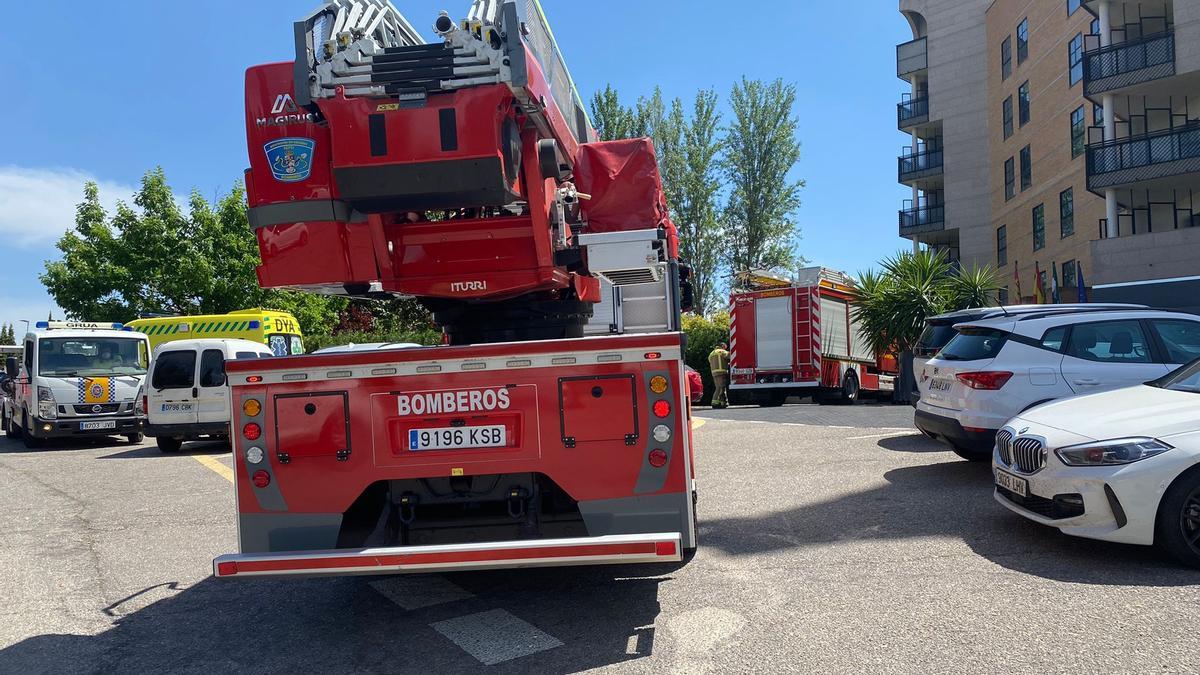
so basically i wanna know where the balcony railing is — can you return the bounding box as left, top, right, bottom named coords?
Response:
left=898, top=148, right=943, bottom=183
left=1087, top=122, right=1200, bottom=191
left=897, top=96, right=929, bottom=129
left=1083, top=30, right=1175, bottom=96
left=899, top=205, right=944, bottom=234
left=897, top=38, right=928, bottom=78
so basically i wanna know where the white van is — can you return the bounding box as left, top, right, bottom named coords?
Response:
left=4, top=322, right=150, bottom=448
left=144, top=339, right=273, bottom=452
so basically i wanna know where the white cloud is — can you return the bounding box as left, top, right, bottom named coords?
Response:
left=0, top=166, right=136, bottom=247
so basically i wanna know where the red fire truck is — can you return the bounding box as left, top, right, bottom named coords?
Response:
left=728, top=268, right=897, bottom=407
left=213, top=0, right=696, bottom=578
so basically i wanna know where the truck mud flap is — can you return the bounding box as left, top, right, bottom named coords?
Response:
left=213, top=532, right=681, bottom=579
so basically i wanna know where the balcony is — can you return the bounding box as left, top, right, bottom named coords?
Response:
left=897, top=37, right=927, bottom=79
left=897, top=96, right=929, bottom=129
left=1083, top=30, right=1175, bottom=97
left=898, top=147, right=943, bottom=184
left=1086, top=122, right=1200, bottom=191
left=899, top=204, right=944, bottom=236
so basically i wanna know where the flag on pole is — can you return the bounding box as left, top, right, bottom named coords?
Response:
left=1034, top=261, right=1046, bottom=304
left=1077, top=262, right=1087, bottom=303
left=1051, top=262, right=1061, bottom=304
left=1013, top=261, right=1022, bottom=302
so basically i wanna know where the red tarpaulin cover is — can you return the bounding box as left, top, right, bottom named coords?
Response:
left=574, top=138, right=678, bottom=259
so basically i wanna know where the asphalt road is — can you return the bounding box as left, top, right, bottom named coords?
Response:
left=1, top=402, right=1198, bottom=673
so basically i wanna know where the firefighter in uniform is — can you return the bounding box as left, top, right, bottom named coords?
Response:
left=708, top=341, right=730, bottom=408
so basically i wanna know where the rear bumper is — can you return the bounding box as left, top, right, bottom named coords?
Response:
left=146, top=421, right=229, bottom=439
left=214, top=532, right=683, bottom=579
left=914, top=409, right=995, bottom=452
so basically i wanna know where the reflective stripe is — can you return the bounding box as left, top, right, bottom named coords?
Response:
left=247, top=200, right=361, bottom=230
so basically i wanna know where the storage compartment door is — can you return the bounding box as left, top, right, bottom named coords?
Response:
left=559, top=375, right=638, bottom=446
left=274, top=392, right=349, bottom=459
left=755, top=296, right=793, bottom=370
left=820, top=297, right=851, bottom=359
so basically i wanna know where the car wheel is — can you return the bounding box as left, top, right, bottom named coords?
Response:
left=839, top=372, right=859, bottom=405
left=950, top=444, right=991, bottom=462
left=156, top=436, right=183, bottom=453
left=21, top=412, right=45, bottom=449
left=1155, top=467, right=1200, bottom=568
left=126, top=432, right=145, bottom=444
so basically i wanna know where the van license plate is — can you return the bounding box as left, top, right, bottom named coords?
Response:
left=161, top=403, right=194, bottom=413
left=995, top=469, right=1028, bottom=497
left=930, top=378, right=953, bottom=392
left=409, top=425, right=506, bottom=451
left=80, top=420, right=117, bottom=431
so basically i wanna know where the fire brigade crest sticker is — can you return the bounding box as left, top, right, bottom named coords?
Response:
left=264, top=137, right=314, bottom=182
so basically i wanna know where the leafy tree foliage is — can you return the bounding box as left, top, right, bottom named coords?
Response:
left=722, top=78, right=804, bottom=276
left=850, top=250, right=1000, bottom=357
left=0, top=323, right=15, bottom=345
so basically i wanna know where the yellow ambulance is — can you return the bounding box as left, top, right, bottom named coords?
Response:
left=126, top=309, right=305, bottom=356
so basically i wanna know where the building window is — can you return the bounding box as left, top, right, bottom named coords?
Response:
left=997, top=225, right=1008, bottom=267
left=1068, top=0, right=1082, bottom=15
left=1069, top=33, right=1084, bottom=86
left=1017, top=18, right=1029, bottom=64
left=1001, top=36, right=1013, bottom=80
left=1020, top=145, right=1032, bottom=191
left=1063, top=260, right=1077, bottom=289
left=1060, top=188, right=1075, bottom=237
left=1071, top=105, right=1086, bottom=158
left=1091, top=18, right=1100, bottom=36
left=999, top=287, right=1010, bottom=305
left=1019, top=81, right=1031, bottom=126
left=1033, top=204, right=1045, bottom=251
left=1004, top=157, right=1016, bottom=201
left=1094, top=103, right=1104, bottom=127
left=1003, top=96, right=1014, bottom=139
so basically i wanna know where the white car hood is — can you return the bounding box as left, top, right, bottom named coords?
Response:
left=43, top=375, right=143, bottom=405
left=1018, top=385, right=1200, bottom=441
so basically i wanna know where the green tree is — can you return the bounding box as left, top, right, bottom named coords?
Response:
left=681, top=310, right=730, bottom=404
left=41, top=168, right=346, bottom=337
left=663, top=91, right=723, bottom=315
left=0, top=323, right=14, bottom=345
left=722, top=78, right=804, bottom=276
left=850, top=249, right=1000, bottom=357
left=589, top=85, right=663, bottom=142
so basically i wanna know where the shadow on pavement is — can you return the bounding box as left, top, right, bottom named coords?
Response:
left=0, top=436, right=137, bottom=455
left=876, top=434, right=944, bottom=453
left=701, top=459, right=1199, bottom=587
left=97, top=441, right=229, bottom=460
left=0, top=566, right=666, bottom=673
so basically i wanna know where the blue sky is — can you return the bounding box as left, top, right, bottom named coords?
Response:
left=0, top=0, right=911, bottom=333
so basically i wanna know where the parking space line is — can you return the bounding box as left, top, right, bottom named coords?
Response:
left=692, top=418, right=707, bottom=430
left=431, top=608, right=563, bottom=665
left=845, top=431, right=917, bottom=440
left=370, top=576, right=473, bottom=610
left=191, top=454, right=234, bottom=483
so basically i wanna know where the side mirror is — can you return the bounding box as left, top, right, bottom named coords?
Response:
left=5, top=356, right=17, bottom=379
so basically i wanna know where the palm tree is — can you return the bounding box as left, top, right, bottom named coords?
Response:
left=850, top=249, right=1000, bottom=358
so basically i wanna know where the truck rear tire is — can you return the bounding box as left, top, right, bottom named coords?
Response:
left=126, top=433, right=145, bottom=444
left=157, top=437, right=183, bottom=453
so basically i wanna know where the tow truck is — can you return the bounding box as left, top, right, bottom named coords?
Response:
left=214, top=0, right=697, bottom=578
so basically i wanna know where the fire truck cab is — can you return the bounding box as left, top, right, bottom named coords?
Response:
left=728, top=268, right=897, bottom=407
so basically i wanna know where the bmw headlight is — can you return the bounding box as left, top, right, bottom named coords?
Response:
left=37, top=386, right=58, bottom=420
left=1055, top=438, right=1173, bottom=466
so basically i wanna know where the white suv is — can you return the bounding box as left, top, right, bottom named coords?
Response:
left=915, top=308, right=1200, bottom=461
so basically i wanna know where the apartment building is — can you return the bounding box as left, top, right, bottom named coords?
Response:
left=987, top=0, right=1104, bottom=303
left=897, top=0, right=994, bottom=264
left=897, top=0, right=1200, bottom=311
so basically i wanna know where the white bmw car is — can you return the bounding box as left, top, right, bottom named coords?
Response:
left=993, top=359, right=1200, bottom=567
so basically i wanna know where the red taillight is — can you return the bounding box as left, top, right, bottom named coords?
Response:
left=648, top=449, right=668, bottom=467
left=216, top=561, right=238, bottom=576
left=644, top=351, right=662, bottom=360
left=246, top=375, right=263, bottom=383
left=955, top=371, right=1014, bottom=390
left=252, top=470, right=271, bottom=488
left=142, top=395, right=147, bottom=413
left=655, top=540, right=677, bottom=556
left=653, top=400, right=671, bottom=418
left=243, top=422, right=262, bottom=441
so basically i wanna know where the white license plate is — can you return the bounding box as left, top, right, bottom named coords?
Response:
left=80, top=420, right=117, bottom=431
left=995, top=469, right=1028, bottom=497
left=160, top=403, right=195, bottom=413
left=929, top=378, right=954, bottom=392
left=409, top=425, right=506, bottom=451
